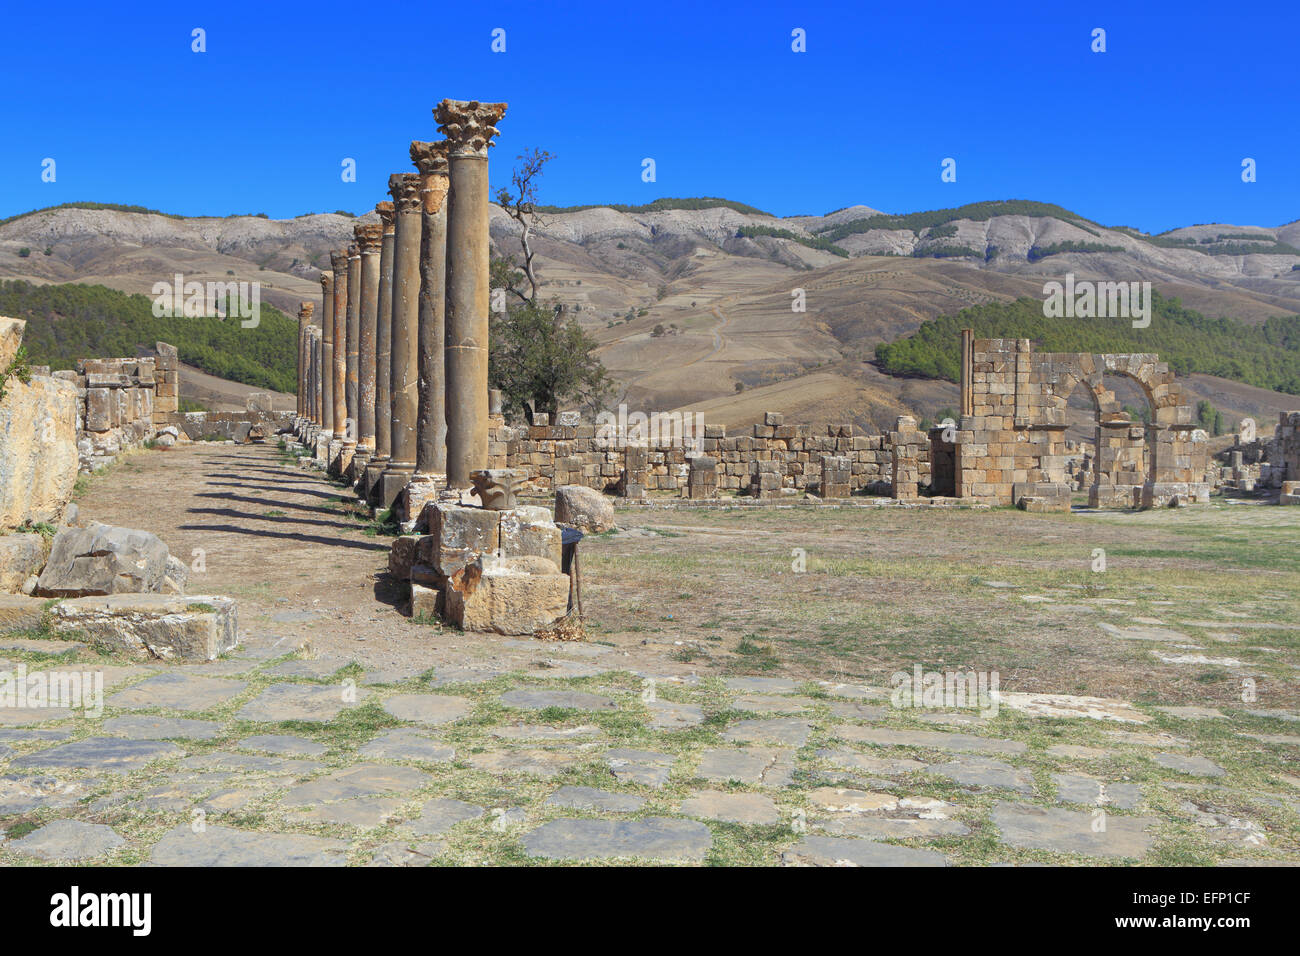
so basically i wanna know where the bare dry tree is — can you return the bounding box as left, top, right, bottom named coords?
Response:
left=494, top=148, right=554, bottom=306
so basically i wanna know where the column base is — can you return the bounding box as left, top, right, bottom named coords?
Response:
left=331, top=440, right=356, bottom=477
left=399, top=473, right=446, bottom=527
left=361, top=458, right=389, bottom=502
left=378, top=467, right=415, bottom=517
left=315, top=433, right=332, bottom=462
left=349, top=450, right=373, bottom=487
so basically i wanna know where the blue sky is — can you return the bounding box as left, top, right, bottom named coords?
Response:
left=2, top=0, right=1296, bottom=232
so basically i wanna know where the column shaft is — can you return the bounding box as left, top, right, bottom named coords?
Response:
left=373, top=203, right=395, bottom=465
left=331, top=253, right=348, bottom=441
left=444, top=153, right=491, bottom=488
left=320, top=272, right=335, bottom=437
left=386, top=174, right=422, bottom=483
left=435, top=99, right=505, bottom=489
left=344, top=243, right=361, bottom=451
left=356, top=224, right=382, bottom=466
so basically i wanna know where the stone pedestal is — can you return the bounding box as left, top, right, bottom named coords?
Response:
left=436, top=99, right=506, bottom=489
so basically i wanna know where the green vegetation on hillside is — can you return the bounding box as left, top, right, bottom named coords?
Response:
left=735, top=225, right=849, bottom=257
left=0, top=280, right=296, bottom=393
left=533, top=196, right=773, bottom=217
left=1027, top=241, right=1126, bottom=262
left=816, top=200, right=1098, bottom=242
left=874, top=292, right=1300, bottom=395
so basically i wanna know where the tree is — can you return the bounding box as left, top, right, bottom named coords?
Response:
left=488, top=150, right=613, bottom=422
left=495, top=147, right=554, bottom=306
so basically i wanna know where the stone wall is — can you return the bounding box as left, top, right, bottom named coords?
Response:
left=0, top=318, right=79, bottom=529
left=70, top=356, right=158, bottom=471
left=485, top=411, right=930, bottom=499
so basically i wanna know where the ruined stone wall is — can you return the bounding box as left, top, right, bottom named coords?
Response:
left=486, top=411, right=929, bottom=499
left=0, top=318, right=79, bottom=530
left=954, top=337, right=1208, bottom=509
left=70, top=356, right=158, bottom=472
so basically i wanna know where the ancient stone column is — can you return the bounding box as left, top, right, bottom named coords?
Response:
left=435, top=99, right=507, bottom=489
left=407, top=140, right=451, bottom=513
left=365, top=202, right=397, bottom=499
left=344, top=237, right=362, bottom=468
left=378, top=173, right=423, bottom=508
left=353, top=222, right=383, bottom=483
left=320, top=272, right=335, bottom=441
left=330, top=252, right=350, bottom=458
left=296, top=301, right=313, bottom=423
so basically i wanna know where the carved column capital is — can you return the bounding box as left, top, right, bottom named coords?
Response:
left=347, top=241, right=360, bottom=259
left=355, top=222, right=384, bottom=253
left=388, top=172, right=423, bottom=213
left=375, top=201, right=396, bottom=234
left=298, top=301, right=314, bottom=321
left=330, top=250, right=349, bottom=273
left=410, top=140, right=451, bottom=214
left=434, top=99, right=507, bottom=157
left=320, top=271, right=333, bottom=292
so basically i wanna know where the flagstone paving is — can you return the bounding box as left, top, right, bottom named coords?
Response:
left=1, top=643, right=1297, bottom=865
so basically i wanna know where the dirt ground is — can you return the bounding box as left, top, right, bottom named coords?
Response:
left=74, top=441, right=1300, bottom=712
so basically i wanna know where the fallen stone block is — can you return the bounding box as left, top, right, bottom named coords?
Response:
left=50, top=593, right=238, bottom=661
left=444, top=555, right=569, bottom=636
left=554, top=485, right=615, bottom=532
left=0, top=533, right=46, bottom=592
left=36, top=522, right=170, bottom=597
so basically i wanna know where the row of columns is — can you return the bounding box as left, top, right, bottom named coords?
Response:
left=294, top=99, right=506, bottom=516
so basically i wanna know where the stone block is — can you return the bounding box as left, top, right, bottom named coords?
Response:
left=500, top=506, right=563, bottom=567
left=554, top=485, right=615, bottom=532
left=50, top=593, right=238, bottom=661
left=0, top=532, right=46, bottom=593
left=428, top=504, right=499, bottom=577
left=388, top=535, right=419, bottom=580
left=444, top=556, right=569, bottom=636
left=410, top=583, right=440, bottom=619
left=36, top=522, right=170, bottom=597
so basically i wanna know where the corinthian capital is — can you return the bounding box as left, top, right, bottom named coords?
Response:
left=330, top=250, right=349, bottom=273
left=320, top=271, right=333, bottom=292
left=298, top=301, right=315, bottom=320
left=410, top=140, right=451, bottom=214
left=375, top=201, right=396, bottom=233
left=355, top=222, right=384, bottom=253
left=409, top=140, right=450, bottom=176
left=434, top=99, right=507, bottom=157
left=388, top=172, right=422, bottom=213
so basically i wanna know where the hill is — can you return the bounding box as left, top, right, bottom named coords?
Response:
left=3, top=197, right=1299, bottom=430
left=0, top=279, right=297, bottom=394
